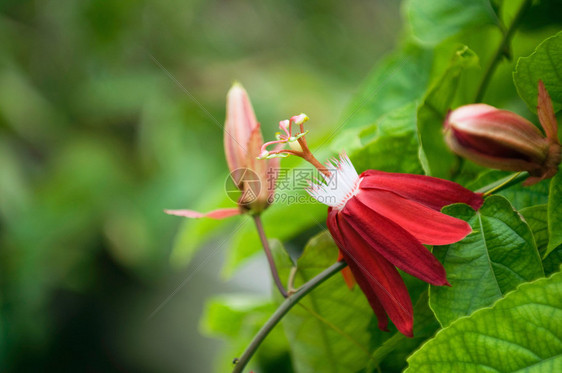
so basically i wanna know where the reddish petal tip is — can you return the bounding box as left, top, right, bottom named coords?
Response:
left=378, top=323, right=390, bottom=333
left=433, top=278, right=451, bottom=287
left=472, top=193, right=485, bottom=210
left=397, top=323, right=414, bottom=338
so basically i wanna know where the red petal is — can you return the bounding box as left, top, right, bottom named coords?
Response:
left=356, top=189, right=472, bottom=245
left=328, top=209, right=356, bottom=289
left=327, top=208, right=346, bottom=247
left=336, top=214, right=413, bottom=337
left=360, top=170, right=483, bottom=211
left=341, top=197, right=449, bottom=286
left=164, top=208, right=241, bottom=219
left=344, top=258, right=389, bottom=332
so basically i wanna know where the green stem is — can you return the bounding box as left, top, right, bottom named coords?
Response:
left=287, top=266, right=298, bottom=295
left=476, top=171, right=529, bottom=195
left=253, top=215, right=288, bottom=298
left=232, top=260, right=347, bottom=373
left=474, top=0, right=532, bottom=102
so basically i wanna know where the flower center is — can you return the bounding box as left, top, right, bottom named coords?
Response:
left=306, top=153, right=362, bottom=210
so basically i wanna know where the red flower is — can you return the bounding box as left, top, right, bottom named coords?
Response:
left=306, top=154, right=483, bottom=337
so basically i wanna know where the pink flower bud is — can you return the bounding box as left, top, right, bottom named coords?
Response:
left=224, top=82, right=259, bottom=173
left=444, top=83, right=560, bottom=185
left=165, top=83, right=279, bottom=219
left=223, top=83, right=279, bottom=213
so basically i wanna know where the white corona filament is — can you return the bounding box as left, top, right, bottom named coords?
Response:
left=305, top=152, right=362, bottom=210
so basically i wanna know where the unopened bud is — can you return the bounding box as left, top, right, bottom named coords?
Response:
left=224, top=83, right=281, bottom=212
left=444, top=97, right=560, bottom=185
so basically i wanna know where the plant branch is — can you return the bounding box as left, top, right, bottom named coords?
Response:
left=474, top=0, right=532, bottom=102
left=253, top=215, right=288, bottom=298
left=232, top=260, right=347, bottom=373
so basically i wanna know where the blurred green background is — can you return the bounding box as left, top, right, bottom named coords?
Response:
left=0, top=1, right=400, bottom=371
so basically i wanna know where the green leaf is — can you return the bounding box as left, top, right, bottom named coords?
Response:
left=545, top=247, right=562, bottom=276
left=520, top=204, right=562, bottom=276
left=274, top=231, right=390, bottom=373
left=430, top=195, right=544, bottom=327
left=334, top=102, right=423, bottom=174
left=339, top=43, right=433, bottom=129
left=405, top=0, right=499, bottom=45
left=406, top=272, right=562, bottom=372
left=514, top=31, right=562, bottom=113
left=521, top=204, right=550, bottom=253
left=417, top=45, right=479, bottom=178
left=547, top=172, right=562, bottom=257
left=203, top=295, right=274, bottom=339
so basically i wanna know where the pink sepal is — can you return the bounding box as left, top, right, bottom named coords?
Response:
left=164, top=208, right=241, bottom=219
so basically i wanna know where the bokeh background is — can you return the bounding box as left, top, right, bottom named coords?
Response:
left=0, top=0, right=402, bottom=371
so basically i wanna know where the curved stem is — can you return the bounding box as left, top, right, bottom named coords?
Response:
left=253, top=215, right=288, bottom=298
left=474, top=0, right=532, bottom=102
left=232, top=260, right=347, bottom=373
left=476, top=171, right=529, bottom=195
